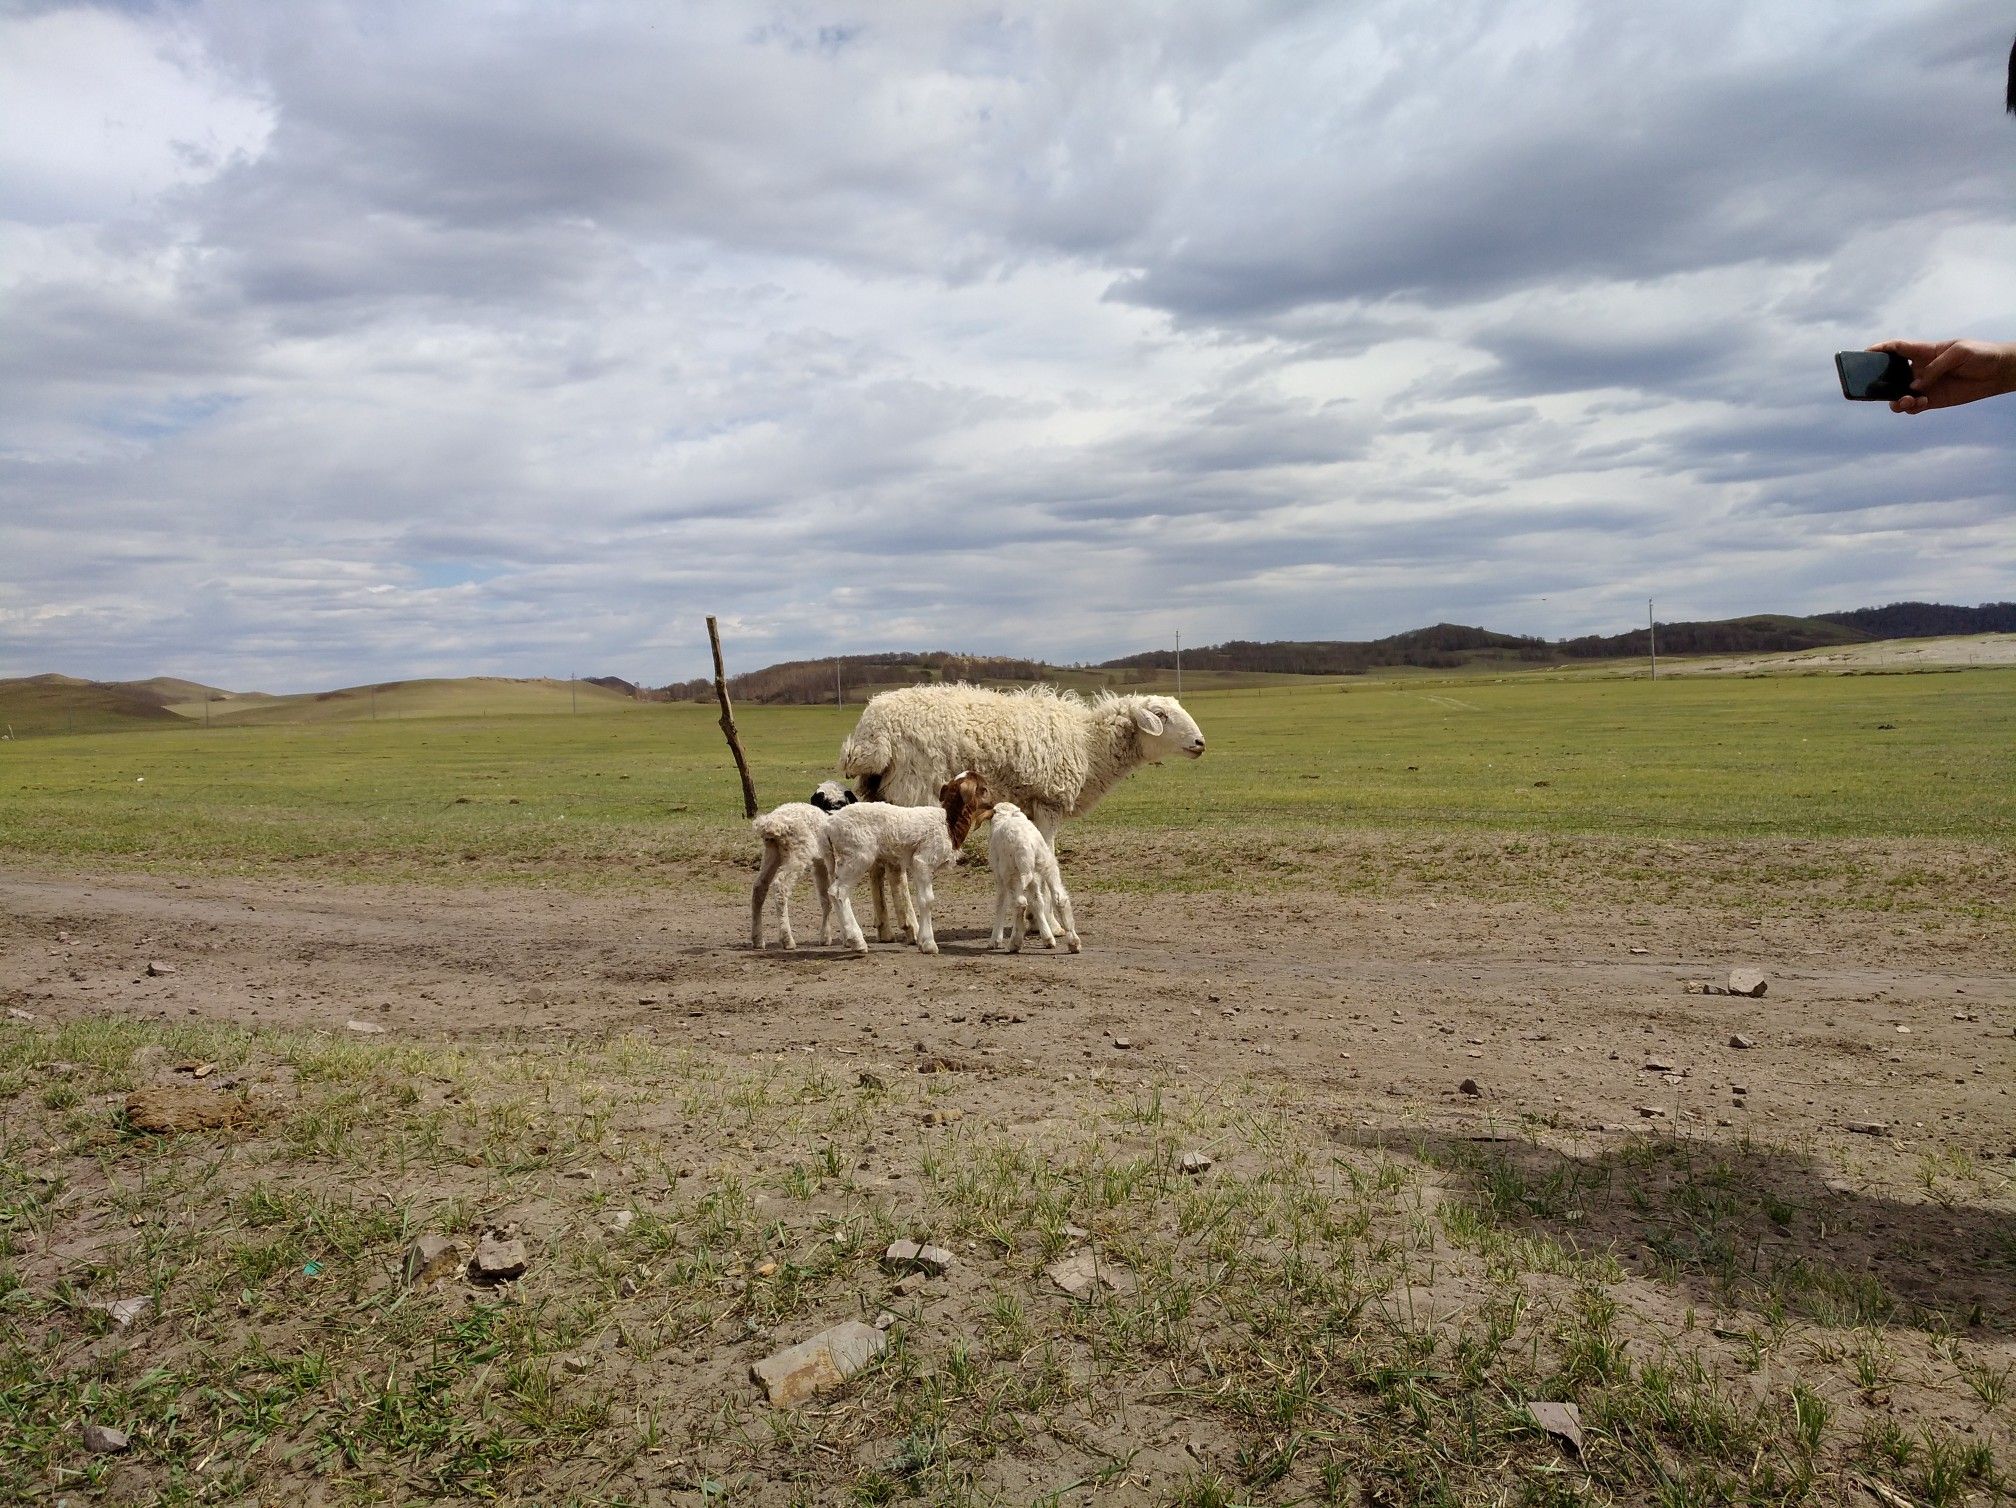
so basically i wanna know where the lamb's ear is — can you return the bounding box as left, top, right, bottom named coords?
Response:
left=1131, top=704, right=1165, bottom=736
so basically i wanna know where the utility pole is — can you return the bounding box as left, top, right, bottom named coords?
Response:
left=836, top=660, right=842, bottom=708
left=1175, top=629, right=1182, bottom=697
left=570, top=670, right=578, bottom=713
left=1648, top=599, right=1657, bottom=682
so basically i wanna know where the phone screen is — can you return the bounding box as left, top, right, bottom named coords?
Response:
left=1836, top=351, right=1914, bottom=401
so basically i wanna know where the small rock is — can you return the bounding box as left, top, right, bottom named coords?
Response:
left=1179, top=1152, right=1214, bottom=1176
left=1637, top=1105, right=1666, bottom=1119
left=82, top=1423, right=130, bottom=1454
left=145, top=961, right=175, bottom=977
left=470, top=1228, right=528, bottom=1283
left=1045, top=1249, right=1136, bottom=1299
left=123, top=1085, right=261, bottom=1134
left=607, top=1210, right=635, bottom=1232
left=1728, top=1034, right=1755, bottom=1050
left=1628, top=946, right=1650, bottom=955
left=893, top=1272, right=926, bottom=1296
left=1528, top=1400, right=1583, bottom=1455
left=559, top=1353, right=594, bottom=1376
left=918, top=1107, right=965, bottom=1127
left=882, top=1239, right=954, bottom=1276
left=1111, top=1037, right=1133, bottom=1050
left=1643, top=1059, right=1674, bottom=1073
left=751, top=1320, right=887, bottom=1407
left=1727, top=967, right=1767, bottom=998
left=1823, top=1178, right=1854, bottom=1196
left=856, top=1070, right=886, bottom=1090
left=403, top=1235, right=463, bottom=1287
left=6, top=1006, right=35, bottom=1022
left=91, top=1296, right=152, bottom=1329
left=1846, top=1120, right=1891, bottom=1138
left=1683, top=980, right=1731, bottom=996
left=1457, top=1078, right=1483, bottom=1098
left=1730, top=1083, right=1749, bottom=1095
left=345, top=1019, right=388, bottom=1035
left=754, top=1260, right=778, bottom=1277
left=873, top=1309, right=898, bottom=1330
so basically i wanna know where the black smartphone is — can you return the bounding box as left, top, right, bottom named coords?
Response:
left=1836, top=350, right=1915, bottom=401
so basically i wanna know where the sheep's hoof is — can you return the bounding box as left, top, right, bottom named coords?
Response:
left=1065, top=936, right=1083, bottom=954
left=917, top=941, right=939, bottom=956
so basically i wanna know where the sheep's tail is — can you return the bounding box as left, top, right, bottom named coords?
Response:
left=837, top=722, right=892, bottom=800
left=751, top=809, right=792, bottom=840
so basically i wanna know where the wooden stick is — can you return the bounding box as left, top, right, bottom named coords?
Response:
left=707, top=615, right=759, bottom=818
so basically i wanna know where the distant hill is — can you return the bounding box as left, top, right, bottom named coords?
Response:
left=1103, top=623, right=1551, bottom=676
left=196, top=676, right=637, bottom=726
left=1816, top=601, right=2016, bottom=639
left=663, top=651, right=1052, bottom=705
left=0, top=674, right=189, bottom=736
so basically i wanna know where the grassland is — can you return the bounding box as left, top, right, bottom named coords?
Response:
left=1, top=669, right=2009, bottom=894
left=5, top=1018, right=2010, bottom=1507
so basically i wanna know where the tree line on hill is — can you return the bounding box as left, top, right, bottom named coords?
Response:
left=655, top=602, right=2014, bottom=704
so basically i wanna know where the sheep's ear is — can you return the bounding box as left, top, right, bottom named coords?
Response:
left=1131, top=704, right=1165, bottom=736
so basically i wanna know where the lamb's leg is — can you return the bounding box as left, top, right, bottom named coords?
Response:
left=829, top=861, right=869, bottom=955
left=907, top=856, right=938, bottom=955
left=990, top=870, right=1013, bottom=950
left=870, top=860, right=894, bottom=943
left=812, top=856, right=834, bottom=945
left=1040, top=849, right=1081, bottom=953
left=1028, top=876, right=1059, bottom=950
left=892, top=866, right=919, bottom=943
left=772, top=851, right=809, bottom=950
left=751, top=839, right=783, bottom=948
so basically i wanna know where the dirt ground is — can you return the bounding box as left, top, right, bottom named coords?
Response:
left=4, top=860, right=2010, bottom=1162
left=6, top=856, right=2016, bottom=1502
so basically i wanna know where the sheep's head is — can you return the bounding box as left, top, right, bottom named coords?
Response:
left=938, top=769, right=994, bottom=848
left=809, top=780, right=857, bottom=813
left=1128, top=695, right=1206, bottom=762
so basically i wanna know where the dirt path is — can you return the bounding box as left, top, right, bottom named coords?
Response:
left=4, top=864, right=2010, bottom=1156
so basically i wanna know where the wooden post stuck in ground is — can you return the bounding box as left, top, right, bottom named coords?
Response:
left=707, top=615, right=759, bottom=818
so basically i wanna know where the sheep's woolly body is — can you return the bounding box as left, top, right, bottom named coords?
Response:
left=987, top=801, right=1080, bottom=953
left=839, top=683, right=1184, bottom=822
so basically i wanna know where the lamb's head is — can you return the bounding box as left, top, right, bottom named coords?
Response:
left=809, top=780, right=857, bottom=813
left=938, top=769, right=995, bottom=849
left=1125, top=695, right=1206, bottom=763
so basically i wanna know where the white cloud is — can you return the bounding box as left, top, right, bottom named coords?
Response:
left=1, top=0, right=2010, bottom=691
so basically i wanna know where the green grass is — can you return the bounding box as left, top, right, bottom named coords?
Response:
left=1, top=669, right=2010, bottom=897
left=4, top=1018, right=2007, bottom=1506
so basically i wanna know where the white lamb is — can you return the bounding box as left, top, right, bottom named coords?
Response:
left=821, top=771, right=992, bottom=956
left=838, top=684, right=1205, bottom=937
left=987, top=801, right=1080, bottom=953
left=749, top=781, right=856, bottom=949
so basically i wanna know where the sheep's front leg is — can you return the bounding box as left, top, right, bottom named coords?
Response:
left=751, top=839, right=783, bottom=948
left=907, top=857, right=938, bottom=954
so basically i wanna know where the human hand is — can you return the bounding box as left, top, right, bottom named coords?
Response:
left=1868, top=339, right=2016, bottom=413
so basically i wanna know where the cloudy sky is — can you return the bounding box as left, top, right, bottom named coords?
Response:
left=3, top=1, right=2011, bottom=691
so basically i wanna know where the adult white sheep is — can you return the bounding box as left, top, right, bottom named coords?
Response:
left=840, top=684, right=1205, bottom=845
left=838, top=684, right=1204, bottom=941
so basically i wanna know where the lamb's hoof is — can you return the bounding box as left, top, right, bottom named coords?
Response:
left=780, top=938, right=796, bottom=951
left=1064, top=936, right=1083, bottom=954
left=917, top=941, right=939, bottom=956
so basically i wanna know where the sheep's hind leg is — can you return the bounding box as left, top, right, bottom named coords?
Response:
left=751, top=840, right=783, bottom=948
left=829, top=866, right=870, bottom=955
left=907, top=857, right=938, bottom=954
left=772, top=852, right=809, bottom=949
left=812, top=857, right=835, bottom=945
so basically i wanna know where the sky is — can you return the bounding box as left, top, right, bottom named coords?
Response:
left=2, top=0, right=2012, bottom=692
